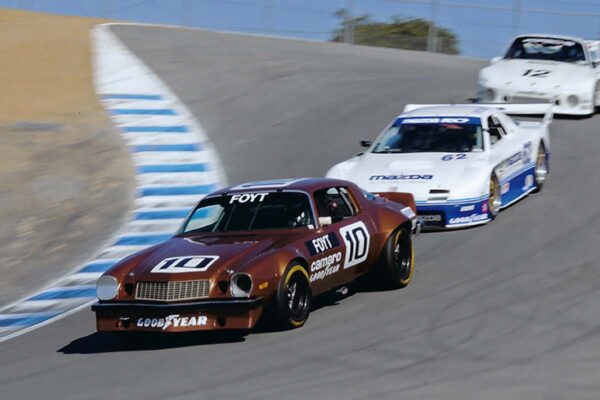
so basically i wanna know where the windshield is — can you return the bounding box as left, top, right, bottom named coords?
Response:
left=505, top=37, right=586, bottom=64
left=180, top=191, right=315, bottom=233
left=372, top=117, right=483, bottom=154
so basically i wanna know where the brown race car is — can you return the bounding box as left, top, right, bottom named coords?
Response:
left=92, top=178, right=417, bottom=333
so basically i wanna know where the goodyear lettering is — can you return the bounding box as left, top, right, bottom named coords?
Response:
left=136, top=314, right=208, bottom=331
left=229, top=192, right=269, bottom=204
left=310, top=251, right=342, bottom=282
left=369, top=174, right=433, bottom=181
left=448, top=214, right=488, bottom=225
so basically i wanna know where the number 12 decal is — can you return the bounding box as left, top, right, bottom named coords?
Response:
left=522, top=69, right=550, bottom=78
left=340, top=221, right=370, bottom=269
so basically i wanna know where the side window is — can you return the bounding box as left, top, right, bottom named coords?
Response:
left=314, top=187, right=355, bottom=223
left=487, top=115, right=506, bottom=145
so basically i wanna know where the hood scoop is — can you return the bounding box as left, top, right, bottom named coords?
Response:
left=428, top=189, right=449, bottom=202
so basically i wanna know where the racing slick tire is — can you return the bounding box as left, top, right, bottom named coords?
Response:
left=274, top=263, right=312, bottom=329
left=533, top=142, right=548, bottom=193
left=377, top=227, right=414, bottom=289
left=489, top=174, right=501, bottom=220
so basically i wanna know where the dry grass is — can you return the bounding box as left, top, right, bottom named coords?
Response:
left=0, top=9, right=134, bottom=305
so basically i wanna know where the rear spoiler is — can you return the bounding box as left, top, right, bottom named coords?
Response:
left=403, top=103, right=554, bottom=125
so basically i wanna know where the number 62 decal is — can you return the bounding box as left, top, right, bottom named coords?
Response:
left=340, top=221, right=370, bottom=269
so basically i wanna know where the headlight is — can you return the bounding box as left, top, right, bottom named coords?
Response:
left=479, top=88, right=495, bottom=102
left=97, top=275, right=119, bottom=300
left=566, top=95, right=579, bottom=107
left=230, top=273, right=252, bottom=298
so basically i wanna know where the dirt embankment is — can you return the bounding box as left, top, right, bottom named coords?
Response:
left=0, top=9, right=134, bottom=305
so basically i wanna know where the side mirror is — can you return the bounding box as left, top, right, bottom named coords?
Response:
left=490, top=56, right=502, bottom=64
left=360, top=140, right=372, bottom=148
left=318, top=216, right=332, bottom=226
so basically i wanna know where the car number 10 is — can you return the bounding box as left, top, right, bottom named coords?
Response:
left=340, top=221, right=370, bottom=269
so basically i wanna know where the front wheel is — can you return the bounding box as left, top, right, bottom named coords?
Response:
left=274, top=263, right=312, bottom=329
left=488, top=174, right=501, bottom=220
left=377, top=227, right=414, bottom=289
left=533, top=142, right=548, bottom=193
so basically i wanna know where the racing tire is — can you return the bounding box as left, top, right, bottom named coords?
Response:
left=488, top=174, right=501, bottom=220
left=533, top=142, right=548, bottom=193
left=274, top=263, right=312, bottom=329
left=377, top=227, right=414, bottom=289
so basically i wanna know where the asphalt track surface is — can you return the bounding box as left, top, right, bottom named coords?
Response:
left=1, top=26, right=600, bottom=399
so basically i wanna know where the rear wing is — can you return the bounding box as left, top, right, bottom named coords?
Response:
left=403, top=103, right=554, bottom=126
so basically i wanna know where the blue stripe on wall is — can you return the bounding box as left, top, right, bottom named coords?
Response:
left=114, top=233, right=172, bottom=246
left=28, top=287, right=96, bottom=301
left=102, top=94, right=163, bottom=100
left=140, top=184, right=216, bottom=196
left=110, top=109, right=176, bottom=115
left=123, top=126, right=188, bottom=133
left=78, top=260, right=119, bottom=274
left=131, top=144, right=201, bottom=152
left=0, top=313, right=60, bottom=328
left=134, top=209, right=192, bottom=220
left=137, top=163, right=209, bottom=173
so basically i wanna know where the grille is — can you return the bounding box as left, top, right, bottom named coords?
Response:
left=135, top=280, right=210, bottom=302
left=510, top=96, right=548, bottom=104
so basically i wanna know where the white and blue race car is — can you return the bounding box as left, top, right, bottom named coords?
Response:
left=326, top=104, right=552, bottom=229
left=478, top=34, right=600, bottom=116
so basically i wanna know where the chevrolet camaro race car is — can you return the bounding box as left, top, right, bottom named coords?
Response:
left=478, top=34, right=600, bottom=116
left=326, top=104, right=552, bottom=229
left=92, top=178, right=417, bottom=333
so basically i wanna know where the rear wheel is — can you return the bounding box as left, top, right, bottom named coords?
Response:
left=377, top=227, right=414, bottom=289
left=274, top=263, right=312, bottom=329
left=533, top=142, right=548, bottom=193
left=488, top=175, right=501, bottom=220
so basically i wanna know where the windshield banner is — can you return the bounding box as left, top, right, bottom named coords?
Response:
left=395, top=117, right=481, bottom=125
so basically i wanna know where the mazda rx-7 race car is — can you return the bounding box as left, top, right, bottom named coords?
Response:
left=92, top=178, right=417, bottom=333
left=478, top=34, right=600, bottom=116
left=326, top=104, right=552, bottom=229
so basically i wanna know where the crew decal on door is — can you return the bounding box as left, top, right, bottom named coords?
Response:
left=339, top=221, right=370, bottom=269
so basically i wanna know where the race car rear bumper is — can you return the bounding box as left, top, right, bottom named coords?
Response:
left=92, top=297, right=264, bottom=332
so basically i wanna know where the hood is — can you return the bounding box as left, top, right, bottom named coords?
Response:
left=481, top=59, right=593, bottom=92
left=118, top=233, right=297, bottom=281
left=331, top=152, right=488, bottom=201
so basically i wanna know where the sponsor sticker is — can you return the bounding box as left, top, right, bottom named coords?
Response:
left=309, top=251, right=342, bottom=282
left=448, top=214, right=488, bottom=225
left=369, top=174, right=433, bottom=181
left=305, top=233, right=340, bottom=256
left=339, top=221, right=370, bottom=269
left=417, top=214, right=442, bottom=223
left=460, top=205, right=475, bottom=212
left=151, top=256, right=219, bottom=273
left=229, top=192, right=269, bottom=204
left=135, top=314, right=208, bottom=331
left=501, top=182, right=510, bottom=195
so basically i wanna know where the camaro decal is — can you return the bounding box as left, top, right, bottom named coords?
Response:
left=309, top=251, right=342, bottom=282
left=151, top=256, right=219, bottom=273
left=306, top=233, right=340, bottom=256
left=340, top=221, right=370, bottom=269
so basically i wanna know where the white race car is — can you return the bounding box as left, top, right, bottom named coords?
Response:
left=326, top=104, right=552, bottom=229
left=478, top=34, right=600, bottom=116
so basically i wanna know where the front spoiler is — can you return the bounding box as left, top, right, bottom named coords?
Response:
left=93, top=297, right=264, bottom=332
left=92, top=297, right=263, bottom=313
